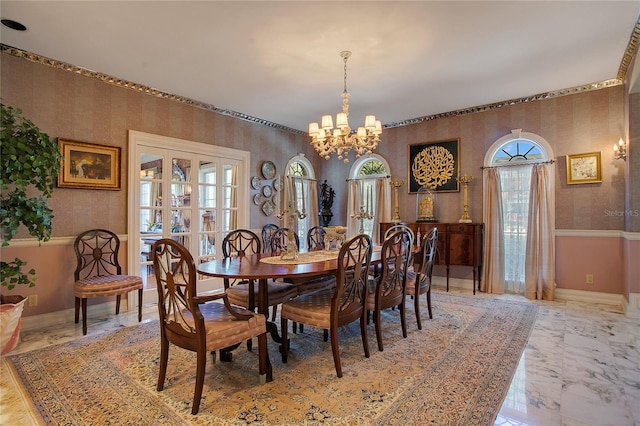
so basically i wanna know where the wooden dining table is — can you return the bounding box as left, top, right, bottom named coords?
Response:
left=197, top=248, right=386, bottom=382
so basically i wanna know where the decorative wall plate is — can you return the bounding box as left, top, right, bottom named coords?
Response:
left=261, top=200, right=274, bottom=216
left=261, top=161, right=276, bottom=180
left=251, top=176, right=261, bottom=190
left=253, top=193, right=263, bottom=205
left=262, top=185, right=272, bottom=198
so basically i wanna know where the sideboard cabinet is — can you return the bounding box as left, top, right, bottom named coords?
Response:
left=379, top=222, right=484, bottom=294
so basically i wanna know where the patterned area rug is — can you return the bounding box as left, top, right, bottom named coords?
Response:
left=7, top=292, right=537, bottom=425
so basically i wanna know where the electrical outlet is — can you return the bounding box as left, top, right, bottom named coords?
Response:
left=28, top=294, right=38, bottom=306
left=586, top=274, right=594, bottom=284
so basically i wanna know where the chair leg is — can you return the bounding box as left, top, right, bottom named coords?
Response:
left=115, top=294, right=121, bottom=315
left=399, top=301, right=408, bottom=338
left=330, top=328, right=342, bottom=378
left=257, top=331, right=268, bottom=384
left=271, top=305, right=278, bottom=321
left=426, top=287, right=433, bottom=319
left=414, top=293, right=422, bottom=330
left=74, top=297, right=80, bottom=324
left=81, top=298, right=88, bottom=335
left=192, top=348, right=207, bottom=415
left=138, top=288, right=143, bottom=322
left=323, top=329, right=328, bottom=341
left=157, top=334, right=169, bottom=391
left=360, top=315, right=370, bottom=359
left=374, top=309, right=384, bottom=352
left=280, top=317, right=289, bottom=363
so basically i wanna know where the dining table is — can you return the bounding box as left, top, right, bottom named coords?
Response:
left=196, top=247, right=386, bottom=382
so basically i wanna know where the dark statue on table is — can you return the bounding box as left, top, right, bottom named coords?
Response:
left=319, top=180, right=335, bottom=226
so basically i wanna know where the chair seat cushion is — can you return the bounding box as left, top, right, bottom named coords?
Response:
left=74, top=275, right=143, bottom=298
left=226, top=280, right=297, bottom=308
left=405, top=271, right=430, bottom=297
left=181, top=302, right=267, bottom=352
left=280, top=288, right=334, bottom=329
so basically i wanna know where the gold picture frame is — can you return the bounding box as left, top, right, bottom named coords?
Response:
left=566, top=152, right=602, bottom=185
left=57, top=139, right=121, bottom=190
left=408, top=138, right=460, bottom=193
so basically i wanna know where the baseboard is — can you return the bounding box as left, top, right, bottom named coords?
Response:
left=21, top=300, right=128, bottom=332
left=626, top=293, right=640, bottom=320
left=554, top=288, right=626, bottom=312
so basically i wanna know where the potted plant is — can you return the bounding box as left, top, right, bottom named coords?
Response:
left=0, top=103, right=61, bottom=353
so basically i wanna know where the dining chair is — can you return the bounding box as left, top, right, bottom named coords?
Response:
left=365, top=229, right=412, bottom=351
left=379, top=223, right=415, bottom=275
left=261, top=223, right=279, bottom=254
left=307, top=225, right=326, bottom=250
left=73, top=229, right=143, bottom=335
left=280, top=233, right=373, bottom=378
left=405, top=227, right=438, bottom=329
left=222, top=229, right=297, bottom=341
left=152, top=238, right=268, bottom=415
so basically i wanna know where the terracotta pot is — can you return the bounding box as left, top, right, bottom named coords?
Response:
left=1, top=295, right=27, bottom=354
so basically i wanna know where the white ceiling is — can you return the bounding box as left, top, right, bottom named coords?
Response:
left=1, top=1, right=639, bottom=133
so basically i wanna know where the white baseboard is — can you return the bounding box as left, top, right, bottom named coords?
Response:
left=554, top=288, right=627, bottom=311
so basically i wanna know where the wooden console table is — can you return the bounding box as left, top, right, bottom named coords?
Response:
left=379, top=222, right=484, bottom=294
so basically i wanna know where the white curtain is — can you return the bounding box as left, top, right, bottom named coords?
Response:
left=371, top=177, right=392, bottom=244
left=499, top=164, right=532, bottom=294
left=307, top=179, right=319, bottom=229
left=346, top=180, right=361, bottom=239
left=481, top=167, right=505, bottom=293
left=525, top=163, right=555, bottom=300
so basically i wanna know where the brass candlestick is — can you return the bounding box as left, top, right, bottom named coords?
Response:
left=390, top=178, right=404, bottom=221
left=457, top=173, right=474, bottom=223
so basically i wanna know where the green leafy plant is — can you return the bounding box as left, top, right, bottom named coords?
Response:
left=1, top=103, right=61, bottom=290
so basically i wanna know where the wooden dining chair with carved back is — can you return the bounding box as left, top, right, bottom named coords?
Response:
left=261, top=223, right=279, bottom=254
left=73, top=229, right=143, bottom=335
left=365, top=228, right=412, bottom=351
left=405, top=227, right=438, bottom=329
left=307, top=225, right=326, bottom=250
left=269, top=227, right=300, bottom=254
left=152, top=238, right=268, bottom=415
left=280, top=233, right=373, bottom=378
left=222, top=229, right=297, bottom=348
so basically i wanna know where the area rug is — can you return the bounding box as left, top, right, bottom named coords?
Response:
left=6, top=292, right=538, bottom=425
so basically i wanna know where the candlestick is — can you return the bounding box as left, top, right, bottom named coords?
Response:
left=389, top=178, right=404, bottom=221
left=456, top=173, right=474, bottom=223
left=351, top=183, right=374, bottom=234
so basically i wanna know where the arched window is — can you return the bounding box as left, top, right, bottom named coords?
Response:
left=284, top=154, right=318, bottom=250
left=346, top=154, right=392, bottom=242
left=483, top=130, right=555, bottom=296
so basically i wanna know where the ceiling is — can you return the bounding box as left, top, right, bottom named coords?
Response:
left=1, top=1, right=639, bottom=133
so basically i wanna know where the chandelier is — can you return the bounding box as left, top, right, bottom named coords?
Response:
left=308, top=51, right=382, bottom=163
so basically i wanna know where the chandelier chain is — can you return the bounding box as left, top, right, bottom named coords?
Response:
left=308, top=50, right=382, bottom=163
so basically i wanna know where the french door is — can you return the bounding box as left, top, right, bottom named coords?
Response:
left=128, top=131, right=250, bottom=303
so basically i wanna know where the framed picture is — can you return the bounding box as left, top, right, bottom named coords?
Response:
left=57, top=139, right=121, bottom=190
left=408, top=138, right=460, bottom=193
left=566, top=152, right=602, bottom=185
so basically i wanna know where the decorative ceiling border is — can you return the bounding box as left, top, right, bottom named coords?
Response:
left=2, top=23, right=637, bottom=133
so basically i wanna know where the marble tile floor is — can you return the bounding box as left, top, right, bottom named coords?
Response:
left=1, top=287, right=638, bottom=426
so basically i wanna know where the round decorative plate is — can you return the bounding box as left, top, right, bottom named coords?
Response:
left=251, top=176, right=261, bottom=190
left=262, top=185, right=272, bottom=198
left=261, top=161, right=276, bottom=180
left=261, top=200, right=274, bottom=216
left=272, top=178, right=280, bottom=192
left=253, top=193, right=263, bottom=206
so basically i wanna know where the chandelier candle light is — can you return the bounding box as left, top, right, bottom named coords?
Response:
left=276, top=175, right=307, bottom=260
left=309, top=51, right=382, bottom=163
left=457, top=173, right=474, bottom=223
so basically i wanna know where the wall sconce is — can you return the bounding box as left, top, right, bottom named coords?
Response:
left=613, top=138, right=627, bottom=161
